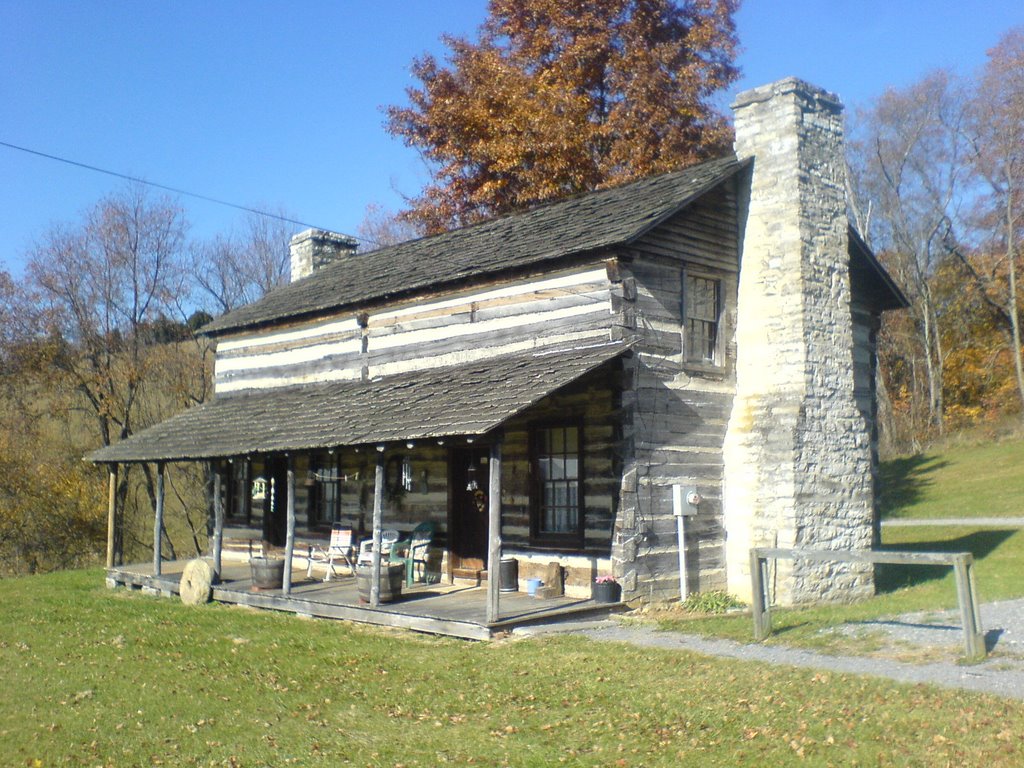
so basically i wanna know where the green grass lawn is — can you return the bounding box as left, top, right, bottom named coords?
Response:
left=880, top=437, right=1024, bottom=520
left=3, top=569, right=1024, bottom=766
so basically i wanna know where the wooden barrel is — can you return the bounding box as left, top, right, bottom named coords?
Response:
left=356, top=563, right=405, bottom=602
left=250, top=557, right=285, bottom=589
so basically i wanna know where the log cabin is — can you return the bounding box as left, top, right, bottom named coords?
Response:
left=89, top=78, right=906, bottom=625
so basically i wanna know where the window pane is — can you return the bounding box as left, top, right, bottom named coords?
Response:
left=551, top=428, right=564, bottom=453
left=565, top=506, right=578, bottom=530
left=555, top=483, right=567, bottom=508
left=550, top=457, right=564, bottom=480
left=565, top=427, right=578, bottom=452
left=565, top=458, right=579, bottom=480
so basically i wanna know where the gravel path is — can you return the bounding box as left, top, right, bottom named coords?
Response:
left=517, top=598, right=1024, bottom=701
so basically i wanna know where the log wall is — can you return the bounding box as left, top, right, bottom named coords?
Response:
left=613, top=182, right=740, bottom=601
left=213, top=267, right=615, bottom=394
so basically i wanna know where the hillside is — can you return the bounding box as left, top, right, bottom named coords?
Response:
left=880, top=436, right=1024, bottom=520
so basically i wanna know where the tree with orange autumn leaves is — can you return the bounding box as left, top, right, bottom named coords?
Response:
left=387, top=0, right=740, bottom=233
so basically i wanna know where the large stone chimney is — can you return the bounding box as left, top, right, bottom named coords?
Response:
left=289, top=228, right=358, bottom=282
left=723, top=78, right=874, bottom=604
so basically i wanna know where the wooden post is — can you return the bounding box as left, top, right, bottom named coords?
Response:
left=212, top=463, right=225, bottom=580
left=750, top=549, right=770, bottom=641
left=370, top=448, right=385, bottom=607
left=105, top=465, right=118, bottom=569
left=283, top=456, right=296, bottom=595
left=954, top=554, right=985, bottom=662
left=153, top=462, right=165, bottom=576
left=486, top=436, right=503, bottom=624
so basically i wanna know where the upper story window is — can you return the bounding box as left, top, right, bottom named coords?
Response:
left=530, top=423, right=584, bottom=548
left=683, top=272, right=721, bottom=364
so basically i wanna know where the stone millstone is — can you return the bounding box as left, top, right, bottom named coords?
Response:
left=180, top=559, right=214, bottom=605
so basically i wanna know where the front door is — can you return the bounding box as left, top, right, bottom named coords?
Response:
left=449, top=446, right=489, bottom=574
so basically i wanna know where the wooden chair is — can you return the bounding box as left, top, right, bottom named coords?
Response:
left=306, top=524, right=356, bottom=581
left=389, top=521, right=436, bottom=586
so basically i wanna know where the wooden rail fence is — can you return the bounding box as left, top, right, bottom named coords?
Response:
left=750, top=547, right=986, bottom=662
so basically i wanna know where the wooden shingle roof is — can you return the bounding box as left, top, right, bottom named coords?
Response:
left=203, top=155, right=747, bottom=336
left=87, top=342, right=631, bottom=463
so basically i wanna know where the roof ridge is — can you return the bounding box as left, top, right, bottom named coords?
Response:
left=203, top=154, right=744, bottom=337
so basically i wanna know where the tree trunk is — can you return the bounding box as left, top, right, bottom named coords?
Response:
left=1005, top=191, right=1024, bottom=416
left=920, top=300, right=944, bottom=436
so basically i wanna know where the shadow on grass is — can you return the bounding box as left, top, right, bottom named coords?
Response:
left=878, top=453, right=950, bottom=518
left=875, top=529, right=1017, bottom=593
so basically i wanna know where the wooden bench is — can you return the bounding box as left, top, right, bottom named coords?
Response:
left=750, top=547, right=986, bottom=661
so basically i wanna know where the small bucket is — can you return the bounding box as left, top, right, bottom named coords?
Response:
left=526, top=577, right=543, bottom=596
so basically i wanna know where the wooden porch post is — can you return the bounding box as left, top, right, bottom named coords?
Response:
left=283, top=455, right=296, bottom=595
left=105, top=464, right=118, bottom=569
left=153, top=462, right=165, bottom=576
left=486, top=435, right=504, bottom=624
left=370, top=447, right=385, bottom=607
left=212, top=462, right=225, bottom=579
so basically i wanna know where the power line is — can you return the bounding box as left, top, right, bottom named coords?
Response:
left=0, top=139, right=370, bottom=243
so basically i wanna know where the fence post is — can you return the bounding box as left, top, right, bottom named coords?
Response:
left=953, top=554, right=985, bottom=662
left=750, top=549, right=770, bottom=641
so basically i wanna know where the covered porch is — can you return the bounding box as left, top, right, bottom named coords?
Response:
left=90, top=343, right=631, bottom=634
left=107, top=557, right=624, bottom=640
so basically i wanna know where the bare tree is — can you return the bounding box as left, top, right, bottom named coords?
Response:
left=24, top=185, right=188, bottom=563
left=849, top=71, right=973, bottom=436
left=190, top=211, right=292, bottom=315
left=27, top=185, right=188, bottom=446
left=355, top=203, right=424, bottom=253
left=964, top=27, right=1024, bottom=414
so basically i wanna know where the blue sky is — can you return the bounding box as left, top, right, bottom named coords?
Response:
left=1, top=1, right=1021, bottom=277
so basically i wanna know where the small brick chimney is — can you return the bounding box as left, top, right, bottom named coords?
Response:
left=289, top=228, right=358, bottom=282
left=723, top=78, right=874, bottom=604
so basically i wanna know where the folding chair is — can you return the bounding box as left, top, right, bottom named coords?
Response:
left=306, top=524, right=356, bottom=581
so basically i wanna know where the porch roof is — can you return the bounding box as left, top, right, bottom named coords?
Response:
left=86, top=341, right=630, bottom=464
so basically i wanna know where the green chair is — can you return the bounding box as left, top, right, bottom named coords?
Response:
left=389, top=521, right=436, bottom=586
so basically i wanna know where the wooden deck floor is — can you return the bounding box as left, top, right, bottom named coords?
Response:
left=107, top=559, right=624, bottom=640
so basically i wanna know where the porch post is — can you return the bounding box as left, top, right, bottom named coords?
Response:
left=212, top=462, right=225, bottom=580
left=283, top=455, right=297, bottom=595
left=486, top=435, right=504, bottom=624
left=370, top=447, right=385, bottom=607
left=153, top=462, right=165, bottom=576
left=105, top=464, right=118, bottom=569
